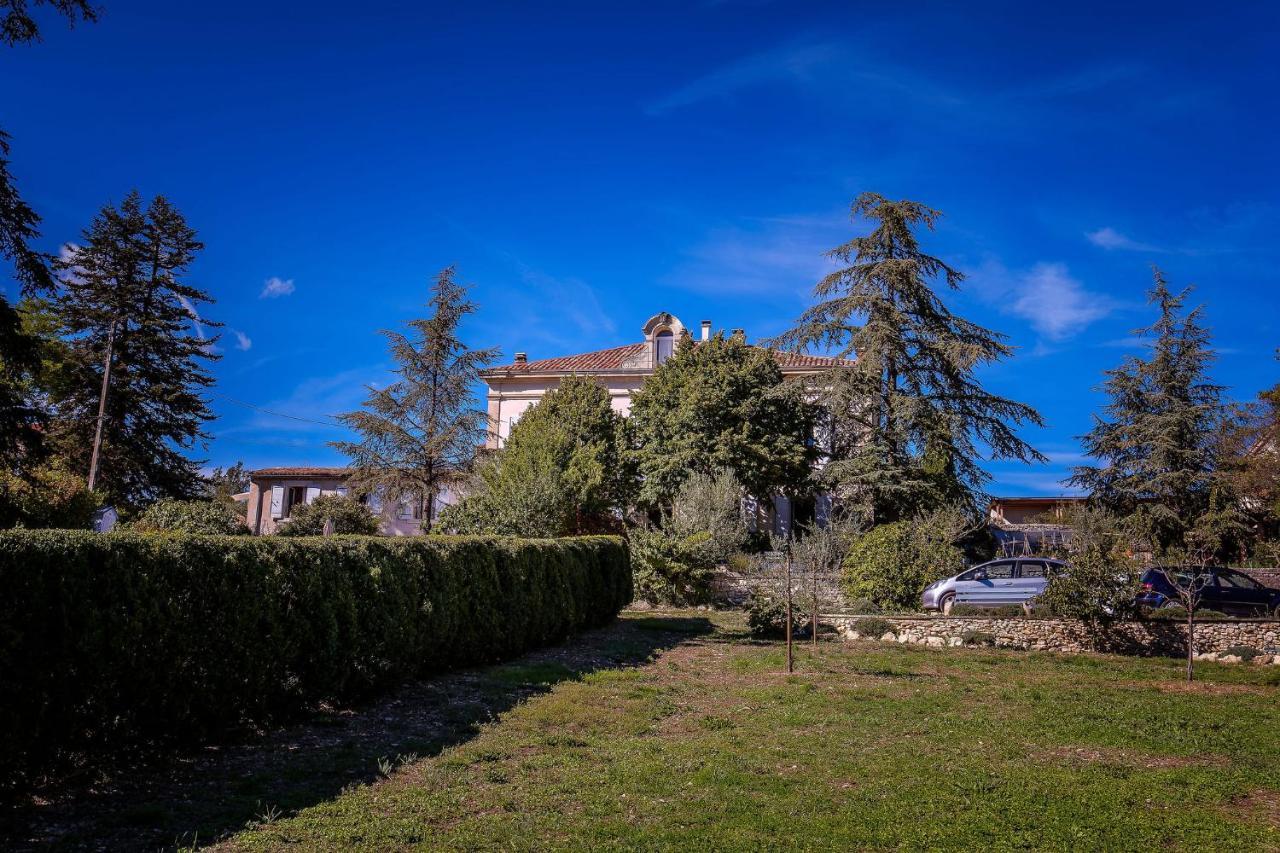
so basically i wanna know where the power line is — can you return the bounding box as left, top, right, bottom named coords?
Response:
left=212, top=393, right=344, bottom=428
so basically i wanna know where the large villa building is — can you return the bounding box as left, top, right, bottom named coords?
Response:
left=480, top=311, right=854, bottom=534
left=480, top=311, right=851, bottom=449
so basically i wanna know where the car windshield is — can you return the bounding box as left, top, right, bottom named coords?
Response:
left=1216, top=569, right=1261, bottom=590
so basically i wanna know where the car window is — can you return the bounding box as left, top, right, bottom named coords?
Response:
left=957, top=568, right=980, bottom=581
left=1018, top=561, right=1050, bottom=579
left=985, top=562, right=1015, bottom=580
left=1216, top=569, right=1261, bottom=590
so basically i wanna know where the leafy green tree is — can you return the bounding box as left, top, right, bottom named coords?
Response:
left=129, top=499, right=249, bottom=535
left=50, top=192, right=217, bottom=507
left=1038, top=506, right=1140, bottom=623
left=334, top=267, right=498, bottom=532
left=0, top=460, right=98, bottom=528
left=277, top=494, right=379, bottom=536
left=771, top=192, right=1045, bottom=522
left=629, top=331, right=817, bottom=509
left=842, top=510, right=967, bottom=610
left=441, top=375, right=631, bottom=536
left=1220, top=354, right=1279, bottom=550
left=206, top=461, right=250, bottom=502
left=1070, top=269, right=1238, bottom=558
left=666, top=468, right=749, bottom=563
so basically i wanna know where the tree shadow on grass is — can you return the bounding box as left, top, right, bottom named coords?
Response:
left=4, top=615, right=714, bottom=851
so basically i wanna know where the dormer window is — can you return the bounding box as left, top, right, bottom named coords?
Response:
left=656, top=329, right=674, bottom=364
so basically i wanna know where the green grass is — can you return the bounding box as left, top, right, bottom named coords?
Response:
left=226, top=611, right=1280, bottom=851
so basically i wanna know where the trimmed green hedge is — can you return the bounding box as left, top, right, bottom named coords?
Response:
left=0, top=531, right=630, bottom=789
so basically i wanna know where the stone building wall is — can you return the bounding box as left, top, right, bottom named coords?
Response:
left=826, top=614, right=1280, bottom=661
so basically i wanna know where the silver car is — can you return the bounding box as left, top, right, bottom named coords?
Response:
left=921, top=557, right=1066, bottom=614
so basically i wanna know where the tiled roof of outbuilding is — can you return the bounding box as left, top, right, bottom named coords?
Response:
left=250, top=466, right=350, bottom=479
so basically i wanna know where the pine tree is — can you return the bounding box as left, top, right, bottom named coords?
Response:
left=628, top=331, right=817, bottom=509
left=51, top=191, right=217, bottom=506
left=1070, top=268, right=1236, bottom=557
left=772, top=192, right=1044, bottom=522
left=1, top=0, right=97, bottom=46
left=334, top=267, right=498, bottom=531
left=0, top=131, right=53, bottom=468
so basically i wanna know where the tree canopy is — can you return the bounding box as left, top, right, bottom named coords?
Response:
left=771, top=192, right=1044, bottom=522
left=628, top=331, right=817, bottom=508
left=49, top=191, right=216, bottom=507
left=1070, top=268, right=1239, bottom=558
left=334, top=267, right=497, bottom=531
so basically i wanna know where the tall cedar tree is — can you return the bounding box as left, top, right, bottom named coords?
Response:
left=334, top=267, right=498, bottom=531
left=628, top=331, right=817, bottom=508
left=1069, top=268, right=1236, bottom=557
left=52, top=191, right=217, bottom=506
left=771, top=193, right=1045, bottom=521
left=0, top=131, right=53, bottom=469
left=1220, top=350, right=1279, bottom=541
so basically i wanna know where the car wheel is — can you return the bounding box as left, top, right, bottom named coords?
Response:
left=940, top=594, right=955, bottom=616
left=1273, top=603, right=1280, bottom=621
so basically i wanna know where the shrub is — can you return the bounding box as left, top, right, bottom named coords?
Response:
left=746, top=588, right=805, bottom=639
left=847, top=597, right=881, bottom=615
left=960, top=629, right=997, bottom=647
left=667, top=469, right=750, bottom=564
left=1222, top=645, right=1262, bottom=662
left=853, top=616, right=894, bottom=639
left=842, top=520, right=964, bottom=610
left=1037, top=507, right=1140, bottom=623
left=629, top=527, right=716, bottom=605
left=0, top=463, right=101, bottom=530
left=129, top=499, right=249, bottom=535
left=0, top=531, right=631, bottom=790
left=950, top=603, right=1025, bottom=619
left=277, top=495, right=380, bottom=536
left=1146, top=605, right=1230, bottom=621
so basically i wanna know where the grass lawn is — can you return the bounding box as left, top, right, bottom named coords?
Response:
left=220, top=611, right=1280, bottom=851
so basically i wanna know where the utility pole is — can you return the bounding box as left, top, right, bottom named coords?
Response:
left=86, top=318, right=117, bottom=493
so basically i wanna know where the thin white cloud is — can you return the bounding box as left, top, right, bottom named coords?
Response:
left=647, top=40, right=843, bottom=115
left=669, top=210, right=847, bottom=297
left=1086, top=227, right=1163, bottom=252
left=260, top=276, right=296, bottom=299
left=233, top=330, right=252, bottom=351
left=970, top=258, right=1116, bottom=342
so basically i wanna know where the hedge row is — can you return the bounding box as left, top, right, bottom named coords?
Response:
left=0, top=531, right=631, bottom=789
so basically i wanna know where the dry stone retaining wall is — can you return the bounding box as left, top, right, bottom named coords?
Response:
left=826, top=614, right=1280, bottom=663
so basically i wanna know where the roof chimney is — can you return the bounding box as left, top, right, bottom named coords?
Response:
left=700, top=320, right=711, bottom=341
left=514, top=352, right=527, bottom=364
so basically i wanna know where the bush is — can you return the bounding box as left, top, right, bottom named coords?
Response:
left=746, top=588, right=805, bottom=639
left=847, top=597, right=881, bottom=615
left=129, top=499, right=249, bottom=535
left=853, top=616, right=894, bottom=639
left=950, top=603, right=1025, bottom=619
left=842, top=520, right=964, bottom=610
left=277, top=495, right=380, bottom=536
left=1222, top=645, right=1262, bottom=662
left=1146, top=605, right=1230, bottom=621
left=667, top=469, right=750, bottom=564
left=960, top=629, right=996, bottom=647
left=629, top=527, right=716, bottom=605
left=0, top=463, right=101, bottom=530
left=0, top=531, right=631, bottom=790
left=1037, top=507, right=1140, bottom=623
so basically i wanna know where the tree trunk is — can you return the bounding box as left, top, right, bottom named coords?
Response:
left=87, top=318, right=117, bottom=494
left=785, top=545, right=794, bottom=674
left=811, top=557, right=819, bottom=651
left=423, top=488, right=435, bottom=534
left=1186, top=609, right=1195, bottom=683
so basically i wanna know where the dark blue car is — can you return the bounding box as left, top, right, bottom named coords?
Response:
left=1137, top=566, right=1280, bottom=618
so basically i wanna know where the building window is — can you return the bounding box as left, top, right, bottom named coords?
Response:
left=656, top=329, right=674, bottom=364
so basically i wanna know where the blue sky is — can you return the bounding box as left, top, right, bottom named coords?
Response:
left=6, top=0, right=1278, bottom=495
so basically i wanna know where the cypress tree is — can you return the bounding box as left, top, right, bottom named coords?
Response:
left=334, top=267, right=498, bottom=531
left=772, top=192, right=1044, bottom=522
left=51, top=191, right=217, bottom=506
left=1070, top=268, right=1237, bottom=557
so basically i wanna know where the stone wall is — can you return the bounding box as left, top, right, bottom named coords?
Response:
left=826, top=614, right=1280, bottom=662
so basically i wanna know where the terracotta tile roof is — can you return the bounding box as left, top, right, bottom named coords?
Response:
left=483, top=343, right=854, bottom=375
left=250, top=466, right=350, bottom=479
